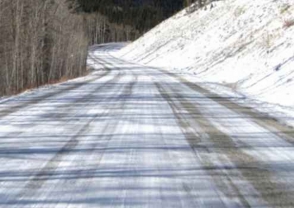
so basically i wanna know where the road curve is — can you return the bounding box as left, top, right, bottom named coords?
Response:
left=0, top=44, right=294, bottom=207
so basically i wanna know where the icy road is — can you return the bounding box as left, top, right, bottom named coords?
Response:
left=0, top=44, right=294, bottom=207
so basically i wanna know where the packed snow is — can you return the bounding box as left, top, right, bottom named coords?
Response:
left=0, top=44, right=294, bottom=207
left=0, top=0, right=294, bottom=206
left=117, top=0, right=294, bottom=127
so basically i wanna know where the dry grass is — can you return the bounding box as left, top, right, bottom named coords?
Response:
left=283, top=19, right=294, bottom=28
left=7, top=70, right=90, bottom=96
left=234, top=6, right=245, bottom=17
left=280, top=4, right=291, bottom=14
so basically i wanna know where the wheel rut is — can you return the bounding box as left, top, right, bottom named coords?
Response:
left=155, top=81, right=294, bottom=207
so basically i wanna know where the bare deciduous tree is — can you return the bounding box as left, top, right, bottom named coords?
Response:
left=0, top=0, right=88, bottom=96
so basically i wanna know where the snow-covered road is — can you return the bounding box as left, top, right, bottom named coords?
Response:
left=0, top=44, right=294, bottom=207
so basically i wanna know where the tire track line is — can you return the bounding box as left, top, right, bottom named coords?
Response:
left=8, top=59, right=138, bottom=205
left=155, top=81, right=294, bottom=207
left=160, top=69, right=294, bottom=145
left=0, top=54, right=110, bottom=119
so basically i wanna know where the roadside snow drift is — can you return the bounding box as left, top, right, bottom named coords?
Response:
left=118, top=0, right=294, bottom=107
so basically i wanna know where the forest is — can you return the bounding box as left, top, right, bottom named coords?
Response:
left=0, top=0, right=88, bottom=96
left=0, top=0, right=207, bottom=96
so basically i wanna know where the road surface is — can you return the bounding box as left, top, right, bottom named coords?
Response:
left=0, top=44, right=294, bottom=207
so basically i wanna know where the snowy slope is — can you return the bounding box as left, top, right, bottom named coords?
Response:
left=118, top=0, right=294, bottom=108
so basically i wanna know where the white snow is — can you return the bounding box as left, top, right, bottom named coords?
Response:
left=117, top=0, right=294, bottom=127
left=0, top=43, right=294, bottom=207
left=0, top=0, right=294, bottom=205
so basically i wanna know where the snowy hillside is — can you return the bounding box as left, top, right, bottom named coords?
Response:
left=118, top=0, right=294, bottom=108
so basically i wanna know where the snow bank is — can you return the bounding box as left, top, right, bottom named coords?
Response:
left=118, top=0, right=294, bottom=108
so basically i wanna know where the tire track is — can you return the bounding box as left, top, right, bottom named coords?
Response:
left=0, top=55, right=110, bottom=119
left=7, top=63, right=138, bottom=205
left=156, top=81, right=294, bottom=207
left=3, top=70, right=124, bottom=205
left=158, top=69, right=294, bottom=145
